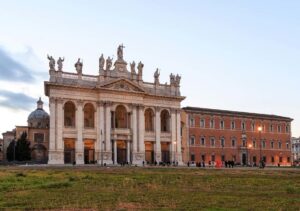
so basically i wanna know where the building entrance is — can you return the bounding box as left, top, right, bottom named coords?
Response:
left=84, top=139, right=95, bottom=164
left=161, top=142, right=170, bottom=164
left=64, top=139, right=75, bottom=164
left=145, top=141, right=154, bottom=164
left=242, top=153, right=247, bottom=166
left=117, top=140, right=127, bottom=164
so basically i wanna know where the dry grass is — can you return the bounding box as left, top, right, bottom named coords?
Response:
left=0, top=166, right=299, bottom=210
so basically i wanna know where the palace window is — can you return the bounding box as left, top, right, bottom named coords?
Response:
left=253, top=140, right=256, bottom=148
left=271, top=141, right=274, bottom=149
left=231, top=139, right=236, bottom=147
left=189, top=117, right=195, bottom=127
left=270, top=124, right=273, bottom=132
left=210, top=138, right=215, bottom=147
left=200, top=119, right=205, bottom=128
left=231, top=121, right=235, bottom=130
left=286, top=125, right=290, bottom=133
left=221, top=138, right=225, bottom=147
left=242, top=122, right=246, bottom=130
left=190, top=136, right=195, bottom=145
left=201, top=137, right=205, bottom=146
left=278, top=141, right=282, bottom=149
left=287, top=157, right=290, bottom=162
left=277, top=125, right=281, bottom=133
left=210, top=119, right=214, bottom=129
left=201, top=154, right=205, bottom=161
left=286, top=141, right=289, bottom=149
left=220, top=120, right=224, bottom=129
left=251, top=123, right=255, bottom=131
left=221, top=155, right=225, bottom=162
left=262, top=140, right=266, bottom=149
left=190, top=154, right=195, bottom=162
left=271, top=156, right=275, bottom=163
left=242, top=139, right=246, bottom=147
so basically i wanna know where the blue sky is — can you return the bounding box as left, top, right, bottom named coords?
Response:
left=0, top=0, right=299, bottom=137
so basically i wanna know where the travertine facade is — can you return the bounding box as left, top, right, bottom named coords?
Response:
left=45, top=45, right=185, bottom=165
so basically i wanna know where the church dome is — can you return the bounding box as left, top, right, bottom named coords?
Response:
left=28, top=97, right=49, bottom=128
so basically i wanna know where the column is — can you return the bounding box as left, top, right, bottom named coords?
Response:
left=99, top=101, right=105, bottom=164
left=104, top=101, right=113, bottom=164
left=48, top=97, right=58, bottom=164
left=113, top=140, right=117, bottom=164
left=171, top=109, right=176, bottom=162
left=127, top=141, right=130, bottom=163
left=76, top=100, right=84, bottom=164
left=56, top=98, right=64, bottom=151
left=95, top=102, right=101, bottom=163
left=132, top=105, right=138, bottom=164
left=155, top=107, right=161, bottom=162
left=176, top=109, right=183, bottom=164
left=138, top=105, right=145, bottom=162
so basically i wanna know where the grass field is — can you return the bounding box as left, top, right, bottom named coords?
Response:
left=0, top=166, right=299, bottom=210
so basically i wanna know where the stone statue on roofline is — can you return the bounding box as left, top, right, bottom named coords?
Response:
left=117, top=44, right=125, bottom=61
left=99, top=54, right=105, bottom=71
left=170, top=73, right=175, bottom=85
left=75, top=58, right=83, bottom=74
left=154, top=68, right=160, bottom=84
left=176, top=74, right=181, bottom=86
left=130, top=61, right=136, bottom=74
left=57, top=57, right=64, bottom=71
left=137, top=61, right=144, bottom=75
left=47, top=55, right=55, bottom=71
left=106, top=56, right=113, bottom=70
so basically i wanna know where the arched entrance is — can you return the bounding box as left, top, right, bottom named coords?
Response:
left=161, top=142, right=170, bottom=163
left=145, top=141, right=154, bottom=164
left=84, top=139, right=95, bottom=164
left=64, top=139, right=75, bottom=164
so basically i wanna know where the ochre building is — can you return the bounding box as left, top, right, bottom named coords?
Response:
left=182, top=107, right=293, bottom=166
left=45, top=45, right=184, bottom=165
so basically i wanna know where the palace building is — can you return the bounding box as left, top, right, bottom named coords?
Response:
left=45, top=45, right=184, bottom=165
left=181, top=107, right=293, bottom=166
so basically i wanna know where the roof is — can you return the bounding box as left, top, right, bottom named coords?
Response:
left=182, top=106, right=293, bottom=122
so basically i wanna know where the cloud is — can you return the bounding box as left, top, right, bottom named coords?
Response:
left=0, top=90, right=36, bottom=111
left=0, top=47, right=36, bottom=82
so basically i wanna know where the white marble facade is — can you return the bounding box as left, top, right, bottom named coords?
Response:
left=45, top=45, right=185, bottom=165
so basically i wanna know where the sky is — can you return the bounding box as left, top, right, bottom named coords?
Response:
left=0, top=0, right=300, bottom=138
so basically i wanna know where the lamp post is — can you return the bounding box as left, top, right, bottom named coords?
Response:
left=258, top=126, right=262, bottom=167
left=248, top=143, right=252, bottom=166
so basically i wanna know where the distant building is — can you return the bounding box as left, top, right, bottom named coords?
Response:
left=182, top=107, right=293, bottom=166
left=0, top=138, right=3, bottom=161
left=291, top=137, right=300, bottom=162
left=2, top=130, right=15, bottom=161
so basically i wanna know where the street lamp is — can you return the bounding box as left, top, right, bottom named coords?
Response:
left=258, top=126, right=262, bottom=167
left=248, top=143, right=252, bottom=166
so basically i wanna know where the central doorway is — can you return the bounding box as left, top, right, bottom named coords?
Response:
left=145, top=141, right=154, bottom=164
left=84, top=139, right=95, bottom=164
left=117, top=140, right=127, bottom=164
left=242, top=153, right=247, bottom=166
left=161, top=142, right=170, bottom=164
left=64, top=139, right=75, bottom=164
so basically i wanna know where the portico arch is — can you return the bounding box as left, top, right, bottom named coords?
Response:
left=145, top=108, right=154, bottom=131
left=161, top=109, right=170, bottom=132
left=64, top=101, right=76, bottom=127
left=115, top=105, right=128, bottom=128
left=83, top=103, right=95, bottom=128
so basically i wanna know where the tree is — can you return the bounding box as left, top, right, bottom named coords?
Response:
left=6, top=140, right=16, bottom=161
left=15, top=132, right=31, bottom=161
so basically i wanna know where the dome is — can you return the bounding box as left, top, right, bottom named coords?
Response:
left=27, top=97, right=49, bottom=128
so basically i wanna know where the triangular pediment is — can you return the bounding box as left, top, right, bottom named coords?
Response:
left=100, top=78, right=145, bottom=93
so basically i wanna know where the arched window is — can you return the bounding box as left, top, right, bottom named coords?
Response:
left=145, top=108, right=154, bottom=131
left=160, top=109, right=170, bottom=132
left=64, top=101, right=76, bottom=127
left=115, top=105, right=128, bottom=128
left=84, top=103, right=95, bottom=128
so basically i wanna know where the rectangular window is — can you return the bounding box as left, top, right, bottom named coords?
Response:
left=253, top=140, right=256, bottom=148
left=221, top=155, right=225, bottom=162
left=253, top=156, right=257, bottom=163
left=220, top=120, right=224, bottom=129
left=278, top=125, right=281, bottom=133
left=279, top=157, right=282, bottom=162
left=271, top=141, right=274, bottom=149
left=262, top=141, right=266, bottom=149
left=271, top=156, right=274, bottom=163
left=270, top=124, right=273, bottom=132
left=200, top=119, right=205, bottom=128
left=210, top=119, right=214, bottom=128
left=231, top=121, right=235, bottom=130
left=191, top=154, right=195, bottom=161
left=190, top=118, right=194, bottom=127
left=210, top=138, right=215, bottom=147
left=287, top=157, right=290, bottom=162
left=286, top=142, right=289, bottom=149
left=190, top=136, right=195, bottom=145
left=242, top=140, right=246, bottom=147
left=242, top=122, right=246, bottom=130
left=278, top=141, right=282, bottom=149
left=221, top=138, right=225, bottom=147
left=286, top=125, right=289, bottom=133
left=231, top=139, right=236, bottom=147
left=251, top=123, right=255, bottom=131
left=263, top=156, right=266, bottom=163
left=201, top=137, right=205, bottom=146
left=34, top=133, right=44, bottom=143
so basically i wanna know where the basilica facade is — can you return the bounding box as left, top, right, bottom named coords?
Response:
left=45, top=45, right=185, bottom=165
